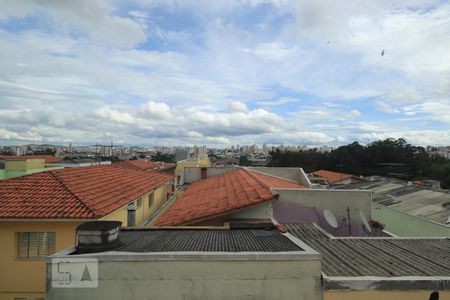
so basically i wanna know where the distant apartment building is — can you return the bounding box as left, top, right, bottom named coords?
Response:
left=0, top=165, right=173, bottom=300
left=175, top=148, right=189, bottom=161
left=193, top=145, right=207, bottom=158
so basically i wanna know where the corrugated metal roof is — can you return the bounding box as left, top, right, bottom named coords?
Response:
left=96, top=229, right=303, bottom=253
left=285, top=223, right=450, bottom=277
left=333, top=177, right=450, bottom=225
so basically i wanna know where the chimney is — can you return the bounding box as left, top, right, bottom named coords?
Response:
left=126, top=204, right=137, bottom=227
left=76, top=221, right=122, bottom=253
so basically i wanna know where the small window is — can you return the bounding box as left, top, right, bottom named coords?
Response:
left=17, top=232, right=56, bottom=258
left=148, top=193, right=154, bottom=208
left=136, top=197, right=143, bottom=208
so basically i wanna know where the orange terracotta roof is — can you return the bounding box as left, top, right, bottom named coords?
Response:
left=155, top=169, right=276, bottom=226
left=0, top=165, right=173, bottom=219
left=246, top=170, right=306, bottom=189
left=310, top=169, right=360, bottom=184
left=117, top=159, right=175, bottom=171
left=0, top=155, right=62, bottom=163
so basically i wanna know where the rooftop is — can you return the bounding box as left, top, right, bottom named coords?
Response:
left=155, top=168, right=277, bottom=226
left=310, top=169, right=362, bottom=184
left=246, top=169, right=306, bottom=189
left=74, top=228, right=304, bottom=254
left=285, top=223, right=450, bottom=277
left=117, top=159, right=175, bottom=171
left=0, top=155, right=62, bottom=163
left=333, top=176, right=450, bottom=225
left=0, top=165, right=173, bottom=219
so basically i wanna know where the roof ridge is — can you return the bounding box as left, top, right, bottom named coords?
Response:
left=49, top=170, right=97, bottom=217
left=240, top=168, right=278, bottom=198
left=241, top=168, right=272, bottom=191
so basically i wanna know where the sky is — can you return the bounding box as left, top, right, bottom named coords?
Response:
left=0, top=0, right=449, bottom=147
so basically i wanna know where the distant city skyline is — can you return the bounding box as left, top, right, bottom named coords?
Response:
left=1, top=1, right=450, bottom=147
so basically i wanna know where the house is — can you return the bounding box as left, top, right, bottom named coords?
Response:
left=151, top=168, right=305, bottom=227
left=0, top=165, right=173, bottom=300
left=285, top=223, right=450, bottom=300
left=309, top=169, right=365, bottom=185
left=45, top=220, right=322, bottom=300
left=0, top=155, right=63, bottom=180
left=174, top=156, right=210, bottom=186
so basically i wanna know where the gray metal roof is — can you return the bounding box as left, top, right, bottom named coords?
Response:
left=285, top=223, right=450, bottom=277
left=333, top=177, right=450, bottom=225
left=77, top=228, right=303, bottom=253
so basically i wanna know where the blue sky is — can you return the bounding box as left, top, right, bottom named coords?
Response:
left=0, top=0, right=449, bottom=147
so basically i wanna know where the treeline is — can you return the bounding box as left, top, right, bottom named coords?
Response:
left=269, top=138, right=450, bottom=189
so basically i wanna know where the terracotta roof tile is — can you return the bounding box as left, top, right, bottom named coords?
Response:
left=0, top=165, right=173, bottom=219
left=0, top=155, right=62, bottom=163
left=246, top=170, right=306, bottom=189
left=155, top=169, right=277, bottom=226
left=310, top=169, right=360, bottom=184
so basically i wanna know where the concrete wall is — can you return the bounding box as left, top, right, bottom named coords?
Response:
left=0, top=220, right=83, bottom=300
left=325, top=290, right=450, bottom=300
left=247, top=167, right=301, bottom=182
left=231, top=202, right=273, bottom=219
left=274, top=189, right=372, bottom=236
left=46, top=256, right=322, bottom=300
left=372, top=203, right=450, bottom=237
left=183, top=167, right=235, bottom=184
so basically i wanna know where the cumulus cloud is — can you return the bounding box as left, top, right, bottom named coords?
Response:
left=95, top=107, right=135, bottom=124
left=139, top=101, right=172, bottom=120
left=228, top=101, right=248, bottom=112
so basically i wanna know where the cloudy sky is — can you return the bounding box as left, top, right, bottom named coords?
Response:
left=0, top=0, right=449, bottom=147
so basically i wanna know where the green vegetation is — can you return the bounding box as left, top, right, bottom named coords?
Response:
left=151, top=152, right=175, bottom=163
left=269, top=138, right=450, bottom=189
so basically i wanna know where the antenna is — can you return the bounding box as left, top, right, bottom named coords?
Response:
left=359, top=211, right=372, bottom=233
left=323, top=209, right=338, bottom=229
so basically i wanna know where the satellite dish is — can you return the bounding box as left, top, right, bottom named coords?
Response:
left=359, top=211, right=372, bottom=233
left=323, top=209, right=338, bottom=228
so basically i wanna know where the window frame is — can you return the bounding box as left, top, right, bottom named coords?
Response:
left=148, top=192, right=154, bottom=208
left=16, top=232, right=56, bottom=260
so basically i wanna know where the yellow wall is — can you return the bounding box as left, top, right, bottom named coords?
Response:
left=325, top=290, right=450, bottom=300
left=174, top=157, right=210, bottom=186
left=101, top=184, right=168, bottom=226
left=5, top=159, right=45, bottom=171
left=0, top=220, right=83, bottom=300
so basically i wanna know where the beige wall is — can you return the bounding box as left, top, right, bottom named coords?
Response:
left=0, top=220, right=83, bottom=300
left=47, top=258, right=322, bottom=300
left=325, top=290, right=450, bottom=300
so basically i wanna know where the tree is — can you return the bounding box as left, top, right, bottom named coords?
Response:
left=239, top=155, right=250, bottom=166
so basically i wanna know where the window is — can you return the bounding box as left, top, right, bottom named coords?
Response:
left=136, top=196, right=143, bottom=208
left=148, top=192, right=154, bottom=208
left=17, top=232, right=56, bottom=258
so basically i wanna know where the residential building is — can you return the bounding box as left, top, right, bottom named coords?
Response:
left=174, top=156, right=210, bottom=186
left=309, top=169, right=366, bottom=185
left=0, top=155, right=63, bottom=180
left=333, top=176, right=450, bottom=237
left=0, top=165, right=173, bottom=300
left=285, top=223, right=450, bottom=300
left=152, top=167, right=373, bottom=238
left=174, top=148, right=189, bottom=161
left=46, top=221, right=322, bottom=300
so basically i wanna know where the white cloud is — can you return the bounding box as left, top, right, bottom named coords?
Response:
left=139, top=101, right=172, bottom=120
left=228, top=101, right=248, bottom=112
left=95, top=107, right=135, bottom=124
